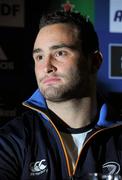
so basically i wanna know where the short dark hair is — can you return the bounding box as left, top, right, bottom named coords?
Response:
left=39, top=10, right=99, bottom=56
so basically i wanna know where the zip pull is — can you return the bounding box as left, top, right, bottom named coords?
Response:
left=69, top=176, right=74, bottom=180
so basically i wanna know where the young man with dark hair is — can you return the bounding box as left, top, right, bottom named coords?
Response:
left=0, top=10, right=122, bottom=180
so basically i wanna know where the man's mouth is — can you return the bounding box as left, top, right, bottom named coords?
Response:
left=43, top=77, right=61, bottom=85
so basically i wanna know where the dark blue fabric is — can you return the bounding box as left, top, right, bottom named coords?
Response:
left=0, top=89, right=122, bottom=179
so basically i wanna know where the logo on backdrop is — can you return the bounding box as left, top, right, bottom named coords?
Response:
left=0, top=45, right=14, bottom=70
left=109, top=0, right=122, bottom=33
left=0, top=0, right=24, bottom=27
left=109, top=43, right=122, bottom=79
left=0, top=97, right=16, bottom=119
left=61, top=1, right=75, bottom=12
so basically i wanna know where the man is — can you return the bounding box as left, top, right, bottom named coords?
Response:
left=0, top=10, right=122, bottom=180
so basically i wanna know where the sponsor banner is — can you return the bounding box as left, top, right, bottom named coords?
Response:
left=0, top=0, right=24, bottom=27
left=0, top=95, right=16, bottom=121
left=109, top=0, right=122, bottom=33
left=0, top=45, right=14, bottom=71
left=109, top=44, right=122, bottom=79
left=59, top=0, right=95, bottom=23
left=0, top=44, right=16, bottom=92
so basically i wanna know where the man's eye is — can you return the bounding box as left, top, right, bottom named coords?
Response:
left=36, top=55, right=43, bottom=61
left=55, top=51, right=67, bottom=57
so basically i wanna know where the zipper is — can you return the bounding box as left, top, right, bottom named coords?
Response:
left=23, top=102, right=72, bottom=176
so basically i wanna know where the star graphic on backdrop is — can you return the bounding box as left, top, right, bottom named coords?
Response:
left=61, top=1, right=75, bottom=12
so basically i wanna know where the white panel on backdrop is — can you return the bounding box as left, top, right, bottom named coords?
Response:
left=0, top=0, right=24, bottom=27
left=109, top=43, right=122, bottom=79
left=109, top=0, right=122, bottom=33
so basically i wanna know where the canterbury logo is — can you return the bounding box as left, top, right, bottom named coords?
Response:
left=29, top=159, right=48, bottom=176
left=102, top=161, right=120, bottom=174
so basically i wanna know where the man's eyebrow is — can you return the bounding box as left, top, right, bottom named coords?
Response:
left=50, top=43, right=78, bottom=50
left=33, top=48, right=42, bottom=55
left=33, top=43, right=79, bottom=55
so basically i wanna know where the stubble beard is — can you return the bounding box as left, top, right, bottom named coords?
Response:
left=40, top=84, right=71, bottom=102
left=38, top=69, right=90, bottom=102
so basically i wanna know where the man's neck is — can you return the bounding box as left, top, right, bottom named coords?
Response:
left=46, top=96, right=97, bottom=129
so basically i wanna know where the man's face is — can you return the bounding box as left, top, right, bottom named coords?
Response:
left=33, top=23, right=92, bottom=102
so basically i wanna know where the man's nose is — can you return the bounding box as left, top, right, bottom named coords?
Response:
left=43, top=55, right=57, bottom=73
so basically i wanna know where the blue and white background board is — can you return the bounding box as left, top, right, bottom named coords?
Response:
left=109, top=43, right=122, bottom=79
left=95, top=0, right=122, bottom=93
left=109, top=0, right=122, bottom=33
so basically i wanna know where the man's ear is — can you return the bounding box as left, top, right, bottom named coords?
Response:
left=91, top=50, right=103, bottom=73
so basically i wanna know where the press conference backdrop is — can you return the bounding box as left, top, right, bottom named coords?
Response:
left=0, top=0, right=122, bottom=121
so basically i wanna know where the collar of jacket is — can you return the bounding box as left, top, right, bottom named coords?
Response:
left=22, top=88, right=119, bottom=128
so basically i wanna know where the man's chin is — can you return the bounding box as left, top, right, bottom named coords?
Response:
left=41, top=87, right=62, bottom=100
